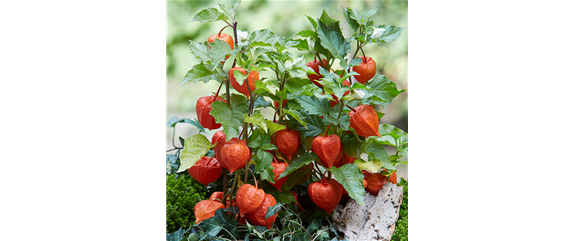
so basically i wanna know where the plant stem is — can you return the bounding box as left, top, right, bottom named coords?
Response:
left=345, top=104, right=357, bottom=112
left=218, top=25, right=230, bottom=36
left=214, top=78, right=225, bottom=98
left=359, top=45, right=366, bottom=60
left=352, top=41, right=361, bottom=60
left=171, top=127, right=178, bottom=149
left=278, top=74, right=287, bottom=124
left=222, top=169, right=229, bottom=205
left=232, top=22, right=239, bottom=49
left=314, top=161, right=325, bottom=180
left=225, top=79, right=231, bottom=108
left=324, top=124, right=332, bottom=137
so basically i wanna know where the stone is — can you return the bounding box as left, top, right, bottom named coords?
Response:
left=332, top=182, right=404, bottom=240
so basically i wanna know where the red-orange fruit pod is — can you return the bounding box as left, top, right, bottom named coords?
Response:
left=196, top=95, right=226, bottom=130
left=389, top=172, right=397, bottom=184
left=269, top=162, right=289, bottom=191
left=209, top=192, right=223, bottom=202
left=308, top=179, right=343, bottom=214
left=274, top=129, right=300, bottom=160
left=349, top=105, right=381, bottom=138
left=193, top=200, right=225, bottom=224
left=211, top=131, right=228, bottom=170
left=306, top=59, right=328, bottom=88
left=365, top=173, right=388, bottom=195
left=363, top=179, right=368, bottom=188
left=236, top=184, right=266, bottom=215
left=208, top=33, right=234, bottom=50
left=208, top=33, right=234, bottom=65
left=187, top=156, right=222, bottom=186
left=333, top=144, right=345, bottom=168
left=229, top=67, right=259, bottom=96
left=352, top=56, right=376, bottom=84
left=245, top=194, right=277, bottom=229
left=312, top=135, right=341, bottom=169
left=220, top=138, right=251, bottom=174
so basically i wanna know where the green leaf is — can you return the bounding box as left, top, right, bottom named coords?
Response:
left=188, top=40, right=211, bottom=63
left=283, top=109, right=307, bottom=129
left=199, top=218, right=222, bottom=237
left=379, top=123, right=408, bottom=146
left=285, top=78, right=322, bottom=97
left=181, top=63, right=222, bottom=86
left=347, top=8, right=377, bottom=26
left=331, top=164, right=365, bottom=206
left=166, top=154, right=180, bottom=175
left=292, top=38, right=309, bottom=51
left=266, top=120, right=286, bottom=136
left=306, top=218, right=322, bottom=236
left=342, top=7, right=360, bottom=32
left=370, top=25, right=405, bottom=43
left=166, top=116, right=180, bottom=127
left=341, top=131, right=362, bottom=158
left=296, top=30, right=316, bottom=38
left=354, top=158, right=384, bottom=174
left=247, top=128, right=272, bottom=149
left=287, top=111, right=324, bottom=138
left=177, top=134, right=214, bottom=173
left=207, top=39, right=232, bottom=66
left=306, top=15, right=317, bottom=29
left=253, top=96, right=272, bottom=108
left=249, top=29, right=298, bottom=49
left=166, top=227, right=187, bottom=241
left=352, top=75, right=404, bottom=107
left=358, top=136, right=395, bottom=172
left=166, top=117, right=205, bottom=132
left=230, top=94, right=248, bottom=109
left=265, top=202, right=283, bottom=219
left=231, top=68, right=247, bottom=86
left=255, top=149, right=273, bottom=173
left=295, top=96, right=331, bottom=116
left=316, top=15, right=351, bottom=61
left=190, top=7, right=228, bottom=23
left=279, top=152, right=318, bottom=179
left=244, top=111, right=268, bottom=132
left=210, top=101, right=249, bottom=141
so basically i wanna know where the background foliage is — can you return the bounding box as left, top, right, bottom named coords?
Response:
left=166, top=0, right=408, bottom=153
left=166, top=173, right=208, bottom=233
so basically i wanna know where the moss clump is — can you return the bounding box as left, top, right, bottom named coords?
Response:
left=391, top=178, right=408, bottom=241
left=166, top=173, right=207, bottom=233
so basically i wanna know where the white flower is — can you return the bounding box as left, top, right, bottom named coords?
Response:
left=353, top=90, right=366, bottom=99
left=237, top=29, right=248, bottom=46
left=371, top=28, right=386, bottom=39
left=285, top=56, right=304, bottom=69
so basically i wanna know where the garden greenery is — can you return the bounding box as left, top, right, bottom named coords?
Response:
left=167, top=1, right=407, bottom=240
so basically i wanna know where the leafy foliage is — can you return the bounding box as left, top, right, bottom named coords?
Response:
left=166, top=173, right=207, bottom=233
left=168, top=2, right=407, bottom=240
left=391, top=178, right=408, bottom=241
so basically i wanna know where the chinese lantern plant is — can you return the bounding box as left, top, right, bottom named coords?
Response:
left=166, top=2, right=407, bottom=240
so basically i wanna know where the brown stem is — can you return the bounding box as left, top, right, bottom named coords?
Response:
left=325, top=124, right=332, bottom=137
left=222, top=169, right=229, bottom=205
left=359, top=45, right=366, bottom=60
left=214, top=78, right=225, bottom=98
left=218, top=25, right=230, bottom=37
left=346, top=104, right=357, bottom=112
left=314, top=161, right=325, bottom=180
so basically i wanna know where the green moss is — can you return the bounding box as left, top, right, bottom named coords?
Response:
left=166, top=173, right=207, bottom=233
left=391, top=178, right=408, bottom=241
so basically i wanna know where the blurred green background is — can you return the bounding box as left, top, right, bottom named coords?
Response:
left=166, top=0, right=408, bottom=167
